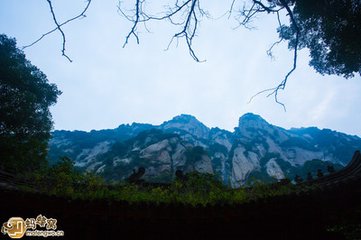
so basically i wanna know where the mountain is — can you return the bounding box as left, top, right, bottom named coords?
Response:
left=161, top=114, right=210, bottom=139
left=48, top=113, right=361, bottom=187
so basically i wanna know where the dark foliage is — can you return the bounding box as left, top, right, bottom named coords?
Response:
left=0, top=34, right=61, bottom=173
left=185, top=146, right=208, bottom=169
left=280, top=0, right=361, bottom=78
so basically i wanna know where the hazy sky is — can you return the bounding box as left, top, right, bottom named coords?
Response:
left=1, top=0, right=361, bottom=136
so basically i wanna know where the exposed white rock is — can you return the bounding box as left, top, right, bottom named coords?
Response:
left=168, top=137, right=179, bottom=145
left=285, top=147, right=324, bottom=165
left=63, top=148, right=74, bottom=154
left=155, top=150, right=171, bottom=164
left=266, top=137, right=289, bottom=160
left=194, top=155, right=214, bottom=174
left=274, top=129, right=291, bottom=143
left=75, top=141, right=111, bottom=167
left=161, top=114, right=210, bottom=139
left=238, top=113, right=275, bottom=137
left=95, top=164, right=106, bottom=174
left=254, top=144, right=267, bottom=156
left=139, top=139, right=169, bottom=159
left=266, top=158, right=285, bottom=180
left=210, top=129, right=233, bottom=151
left=302, top=134, right=313, bottom=139
left=231, top=146, right=260, bottom=188
left=178, top=133, right=208, bottom=148
left=87, top=161, right=103, bottom=171
left=214, top=137, right=232, bottom=151
left=113, top=157, right=131, bottom=166
left=131, top=147, right=141, bottom=152
left=172, top=143, right=187, bottom=167
left=49, top=138, right=71, bottom=147
left=214, top=152, right=225, bottom=159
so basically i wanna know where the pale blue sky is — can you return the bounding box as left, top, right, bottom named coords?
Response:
left=1, top=0, right=361, bottom=136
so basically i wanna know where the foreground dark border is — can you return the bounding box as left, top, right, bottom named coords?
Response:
left=2, top=152, right=361, bottom=239
left=1, top=179, right=360, bottom=240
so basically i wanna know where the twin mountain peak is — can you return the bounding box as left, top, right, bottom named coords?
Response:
left=122, top=113, right=270, bottom=138
left=49, top=113, right=361, bottom=187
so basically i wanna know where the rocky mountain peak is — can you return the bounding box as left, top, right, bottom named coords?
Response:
left=236, top=113, right=275, bottom=138
left=168, top=114, right=198, bottom=123
left=161, top=114, right=210, bottom=139
left=49, top=112, right=361, bottom=187
left=238, top=113, right=268, bottom=127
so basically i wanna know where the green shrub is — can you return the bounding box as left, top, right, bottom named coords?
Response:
left=25, top=162, right=297, bottom=205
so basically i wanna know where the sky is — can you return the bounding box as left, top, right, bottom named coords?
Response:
left=1, top=0, right=361, bottom=137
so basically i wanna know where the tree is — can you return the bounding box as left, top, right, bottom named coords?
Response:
left=280, top=0, right=361, bottom=78
left=0, top=34, right=61, bottom=173
left=23, top=0, right=361, bottom=105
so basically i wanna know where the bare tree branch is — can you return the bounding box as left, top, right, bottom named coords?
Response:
left=45, top=0, right=72, bottom=62
left=265, top=10, right=284, bottom=59
left=236, top=0, right=283, bottom=31
left=118, top=0, right=301, bottom=108
left=119, top=0, right=205, bottom=62
left=267, top=38, right=283, bottom=59
left=228, top=0, right=237, bottom=19
left=244, top=0, right=299, bottom=110
left=23, top=0, right=92, bottom=62
left=267, top=0, right=299, bottom=109
left=214, top=0, right=237, bottom=20
left=253, top=0, right=278, bottom=13
left=24, top=0, right=302, bottom=108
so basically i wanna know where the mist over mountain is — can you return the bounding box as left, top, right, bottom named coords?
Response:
left=48, top=113, right=361, bottom=187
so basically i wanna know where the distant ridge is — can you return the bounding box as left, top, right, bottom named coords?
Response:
left=49, top=113, right=361, bottom=187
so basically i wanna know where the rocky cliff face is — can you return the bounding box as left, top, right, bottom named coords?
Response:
left=161, top=114, right=210, bottom=140
left=48, top=113, right=361, bottom=187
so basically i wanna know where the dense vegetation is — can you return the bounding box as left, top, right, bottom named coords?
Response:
left=18, top=157, right=316, bottom=207
left=0, top=34, right=61, bottom=173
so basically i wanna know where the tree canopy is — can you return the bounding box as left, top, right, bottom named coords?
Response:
left=0, top=34, right=61, bottom=173
left=280, top=0, right=361, bottom=78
